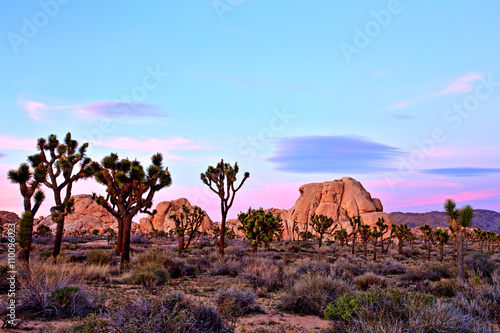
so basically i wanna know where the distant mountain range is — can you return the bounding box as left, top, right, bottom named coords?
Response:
left=390, top=209, right=500, bottom=232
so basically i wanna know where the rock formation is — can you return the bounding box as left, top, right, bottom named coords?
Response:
left=36, top=194, right=119, bottom=235
left=142, top=198, right=214, bottom=233
left=0, top=211, right=19, bottom=227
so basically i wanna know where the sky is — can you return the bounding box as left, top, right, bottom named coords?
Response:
left=1, top=1, right=500, bottom=221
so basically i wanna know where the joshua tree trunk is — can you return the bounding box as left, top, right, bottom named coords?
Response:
left=457, top=231, right=465, bottom=282
left=373, top=239, right=378, bottom=261
left=116, top=219, right=123, bottom=255
left=398, top=239, right=403, bottom=255
left=52, top=213, right=64, bottom=259
left=178, top=234, right=185, bottom=254
left=18, top=212, right=34, bottom=264
left=318, top=236, right=323, bottom=248
left=363, top=241, right=368, bottom=257
left=427, top=241, right=431, bottom=261
left=439, top=243, right=444, bottom=262
left=220, top=209, right=227, bottom=256
left=120, top=216, right=133, bottom=270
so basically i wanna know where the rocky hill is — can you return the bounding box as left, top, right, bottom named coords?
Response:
left=390, top=209, right=500, bottom=232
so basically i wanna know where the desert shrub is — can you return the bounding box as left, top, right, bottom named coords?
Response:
left=354, top=272, right=387, bottom=291
left=324, top=293, right=359, bottom=322
left=32, top=235, right=54, bottom=245
left=403, top=262, right=453, bottom=283
left=244, top=326, right=310, bottom=333
left=107, top=291, right=232, bottom=333
left=300, top=241, right=313, bottom=249
left=432, top=278, right=456, bottom=297
left=295, top=258, right=331, bottom=276
left=241, top=259, right=284, bottom=293
left=134, top=248, right=192, bottom=278
left=465, top=252, right=496, bottom=277
left=86, top=250, right=110, bottom=266
left=331, top=257, right=370, bottom=277
left=457, top=271, right=500, bottom=323
left=280, top=275, right=351, bottom=316
left=210, top=256, right=242, bottom=277
left=372, top=258, right=406, bottom=275
left=130, top=234, right=149, bottom=244
left=128, top=263, right=170, bottom=288
left=213, top=288, right=259, bottom=318
left=18, top=262, right=98, bottom=318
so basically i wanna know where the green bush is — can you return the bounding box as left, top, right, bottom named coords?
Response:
left=128, top=263, right=170, bottom=288
left=86, top=250, right=110, bottom=266
left=324, top=293, right=359, bottom=321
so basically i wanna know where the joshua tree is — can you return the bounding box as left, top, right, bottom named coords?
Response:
left=376, top=217, right=389, bottom=254
left=420, top=224, right=433, bottom=261
left=309, top=214, right=338, bottom=248
left=370, top=226, right=383, bottom=261
left=8, top=162, right=47, bottom=264
left=358, top=223, right=371, bottom=257
left=238, top=207, right=283, bottom=253
left=348, top=215, right=362, bottom=255
left=334, top=228, right=349, bottom=248
left=30, top=133, right=93, bottom=259
left=457, top=204, right=474, bottom=282
left=394, top=223, right=411, bottom=255
left=169, top=205, right=206, bottom=253
left=444, top=198, right=460, bottom=260
left=36, top=225, right=51, bottom=237
left=299, top=230, right=314, bottom=242
left=91, top=152, right=172, bottom=270
left=201, top=159, right=249, bottom=256
left=434, top=229, right=450, bottom=262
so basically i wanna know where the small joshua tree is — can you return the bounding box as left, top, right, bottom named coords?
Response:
left=201, top=159, right=249, bottom=256
left=348, top=215, right=362, bottom=254
left=8, top=162, right=47, bottom=265
left=375, top=217, right=389, bottom=254
left=444, top=198, right=460, bottom=260
left=30, top=133, right=93, bottom=259
left=238, top=207, right=283, bottom=253
left=434, top=229, right=450, bottom=262
left=309, top=214, right=338, bottom=248
left=457, top=204, right=474, bottom=282
left=334, top=228, right=348, bottom=248
left=358, top=223, right=371, bottom=257
left=420, top=224, right=434, bottom=261
left=370, top=226, right=383, bottom=261
left=394, top=223, right=411, bottom=255
left=169, top=205, right=206, bottom=253
left=91, top=152, right=172, bottom=270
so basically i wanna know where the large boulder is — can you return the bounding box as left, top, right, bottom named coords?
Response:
left=0, top=211, right=19, bottom=227
left=143, top=198, right=214, bottom=233
left=36, top=194, right=119, bottom=235
left=287, top=177, right=394, bottom=237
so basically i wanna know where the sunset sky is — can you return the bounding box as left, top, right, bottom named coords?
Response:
left=1, top=1, right=500, bottom=221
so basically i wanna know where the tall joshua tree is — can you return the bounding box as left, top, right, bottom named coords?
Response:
left=170, top=205, right=206, bottom=253
left=238, top=207, right=283, bottom=253
left=457, top=204, right=474, bottom=282
left=91, top=152, right=171, bottom=269
left=420, top=224, right=433, bottom=261
left=310, top=214, right=338, bottom=248
left=376, top=217, right=389, bottom=254
left=444, top=198, right=460, bottom=260
left=30, top=133, right=92, bottom=259
left=201, top=159, right=249, bottom=256
left=358, top=223, right=371, bottom=257
left=394, top=223, right=411, bottom=255
left=8, top=162, right=47, bottom=264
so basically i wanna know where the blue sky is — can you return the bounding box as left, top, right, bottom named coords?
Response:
left=1, top=1, right=500, bottom=220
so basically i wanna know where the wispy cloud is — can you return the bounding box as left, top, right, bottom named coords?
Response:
left=0, top=152, right=5, bottom=158
left=92, top=136, right=211, bottom=153
left=433, top=72, right=485, bottom=96
left=19, top=100, right=48, bottom=121
left=422, top=167, right=500, bottom=177
left=388, top=72, right=486, bottom=110
left=79, top=102, right=169, bottom=118
left=267, top=135, right=403, bottom=174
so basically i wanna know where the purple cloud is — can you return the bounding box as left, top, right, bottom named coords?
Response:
left=422, top=167, right=500, bottom=177
left=0, top=152, right=5, bottom=158
left=79, top=102, right=169, bottom=118
left=267, top=135, right=403, bottom=174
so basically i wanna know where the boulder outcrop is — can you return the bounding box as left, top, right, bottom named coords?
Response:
left=142, top=198, right=214, bottom=233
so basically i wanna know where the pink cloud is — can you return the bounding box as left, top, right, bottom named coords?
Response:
left=20, top=100, right=47, bottom=121
left=0, top=135, right=37, bottom=151
left=433, top=72, right=485, bottom=96
left=389, top=101, right=411, bottom=110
